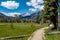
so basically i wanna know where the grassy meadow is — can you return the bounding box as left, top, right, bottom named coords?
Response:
left=0, top=23, right=48, bottom=40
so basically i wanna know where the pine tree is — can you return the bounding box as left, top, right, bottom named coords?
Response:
left=43, top=0, right=58, bottom=30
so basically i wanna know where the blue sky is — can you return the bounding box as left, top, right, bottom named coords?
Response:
left=0, top=0, right=44, bottom=17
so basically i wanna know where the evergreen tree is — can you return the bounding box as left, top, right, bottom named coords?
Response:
left=43, top=0, right=58, bottom=30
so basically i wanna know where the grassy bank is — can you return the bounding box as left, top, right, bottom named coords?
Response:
left=46, top=34, right=60, bottom=40
left=0, top=23, right=48, bottom=40
left=45, top=28, right=60, bottom=40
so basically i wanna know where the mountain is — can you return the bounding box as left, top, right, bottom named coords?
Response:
left=0, top=12, right=16, bottom=22
left=0, top=11, right=41, bottom=22
left=0, top=12, right=6, bottom=17
left=0, top=12, right=7, bottom=21
left=19, top=11, right=41, bottom=21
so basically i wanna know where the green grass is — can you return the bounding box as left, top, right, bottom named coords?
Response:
left=46, top=34, right=60, bottom=40
left=0, top=23, right=48, bottom=40
left=45, top=28, right=60, bottom=40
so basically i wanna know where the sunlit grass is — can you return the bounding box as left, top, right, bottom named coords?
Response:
left=0, top=23, right=48, bottom=40
left=46, top=34, right=60, bottom=40
left=45, top=27, right=60, bottom=40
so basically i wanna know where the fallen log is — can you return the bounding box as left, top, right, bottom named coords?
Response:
left=0, top=34, right=31, bottom=40
left=47, top=31, right=60, bottom=34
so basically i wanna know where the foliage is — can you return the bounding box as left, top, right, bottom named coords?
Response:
left=42, top=0, right=58, bottom=30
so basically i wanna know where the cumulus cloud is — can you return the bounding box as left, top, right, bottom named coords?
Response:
left=30, top=0, right=37, bottom=4
left=26, top=0, right=44, bottom=11
left=29, top=8, right=37, bottom=12
left=37, top=0, right=44, bottom=4
left=39, top=6, right=44, bottom=10
left=1, top=1, right=19, bottom=9
left=26, top=2, right=32, bottom=6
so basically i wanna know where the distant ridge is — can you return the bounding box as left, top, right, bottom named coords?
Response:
left=0, top=11, right=41, bottom=22
left=19, top=11, right=41, bottom=21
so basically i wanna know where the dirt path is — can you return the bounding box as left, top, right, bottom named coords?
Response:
left=28, top=27, right=49, bottom=40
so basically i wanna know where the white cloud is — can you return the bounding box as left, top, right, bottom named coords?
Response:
left=1, top=12, right=30, bottom=17
left=29, top=8, right=37, bottom=12
left=26, top=2, right=31, bottom=6
left=26, top=0, right=44, bottom=11
left=1, top=12, right=21, bottom=17
left=1, top=1, right=19, bottom=9
left=39, top=6, right=44, bottom=10
left=37, top=0, right=44, bottom=4
left=30, top=0, right=37, bottom=4
left=7, top=12, right=21, bottom=17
